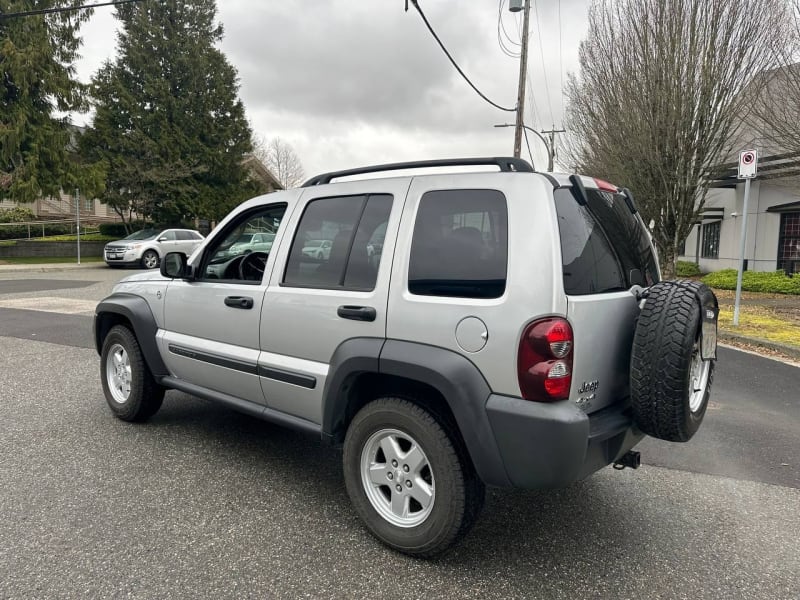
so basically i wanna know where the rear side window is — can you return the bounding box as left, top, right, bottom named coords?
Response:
left=554, top=188, right=659, bottom=295
left=283, top=194, right=393, bottom=291
left=409, top=189, right=508, bottom=299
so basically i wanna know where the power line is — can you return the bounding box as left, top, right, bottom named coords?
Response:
left=0, top=0, right=146, bottom=20
left=497, top=0, right=521, bottom=58
left=408, top=0, right=516, bottom=113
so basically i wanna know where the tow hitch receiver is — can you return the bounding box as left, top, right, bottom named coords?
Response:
left=613, top=451, right=641, bottom=470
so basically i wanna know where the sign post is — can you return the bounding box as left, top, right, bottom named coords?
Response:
left=733, top=149, right=758, bottom=326
left=75, top=188, right=81, bottom=265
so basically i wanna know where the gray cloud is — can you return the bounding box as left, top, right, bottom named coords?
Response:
left=73, top=0, right=590, bottom=177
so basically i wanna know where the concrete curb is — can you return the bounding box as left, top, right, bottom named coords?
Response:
left=718, top=331, right=800, bottom=361
left=0, top=263, right=107, bottom=273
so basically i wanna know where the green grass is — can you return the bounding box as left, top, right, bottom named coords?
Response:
left=702, top=269, right=800, bottom=295
left=0, top=240, right=15, bottom=247
left=0, top=256, right=105, bottom=264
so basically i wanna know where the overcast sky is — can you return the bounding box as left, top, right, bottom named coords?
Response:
left=73, top=0, right=591, bottom=179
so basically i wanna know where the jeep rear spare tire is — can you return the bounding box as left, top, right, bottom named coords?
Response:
left=630, top=280, right=716, bottom=442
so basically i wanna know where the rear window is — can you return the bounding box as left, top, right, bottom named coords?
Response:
left=409, top=189, right=508, bottom=299
left=554, top=187, right=659, bottom=295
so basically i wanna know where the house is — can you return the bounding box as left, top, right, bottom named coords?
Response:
left=679, top=65, right=800, bottom=274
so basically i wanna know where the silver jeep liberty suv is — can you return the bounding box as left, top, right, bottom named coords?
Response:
left=95, top=157, right=718, bottom=557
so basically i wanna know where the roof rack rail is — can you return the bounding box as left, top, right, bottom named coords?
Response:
left=302, top=157, right=534, bottom=187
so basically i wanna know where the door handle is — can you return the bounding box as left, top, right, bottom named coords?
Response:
left=225, top=296, right=254, bottom=309
left=337, top=305, right=376, bottom=322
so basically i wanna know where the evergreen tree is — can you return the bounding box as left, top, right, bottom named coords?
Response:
left=83, top=0, right=259, bottom=226
left=0, top=2, right=104, bottom=202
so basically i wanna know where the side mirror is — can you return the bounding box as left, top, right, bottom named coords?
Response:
left=161, top=252, right=189, bottom=278
left=157, top=237, right=168, bottom=242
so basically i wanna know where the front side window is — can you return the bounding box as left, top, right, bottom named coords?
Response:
left=198, top=204, right=286, bottom=282
left=701, top=221, right=721, bottom=259
left=159, top=231, right=176, bottom=241
left=409, top=189, right=508, bottom=299
left=283, top=194, right=393, bottom=291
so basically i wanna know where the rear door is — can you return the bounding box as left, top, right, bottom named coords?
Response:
left=258, top=179, right=409, bottom=424
left=554, top=182, right=660, bottom=413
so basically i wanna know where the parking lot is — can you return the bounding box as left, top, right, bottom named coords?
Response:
left=1, top=266, right=799, bottom=599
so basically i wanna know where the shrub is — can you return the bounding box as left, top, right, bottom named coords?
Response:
left=98, top=221, right=148, bottom=237
left=676, top=261, right=701, bottom=277
left=0, top=207, right=36, bottom=223
left=0, top=222, right=72, bottom=240
left=702, top=269, right=800, bottom=295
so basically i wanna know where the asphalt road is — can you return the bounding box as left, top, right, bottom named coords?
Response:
left=1, top=268, right=799, bottom=599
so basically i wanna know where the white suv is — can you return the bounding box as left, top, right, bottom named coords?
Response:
left=103, top=228, right=204, bottom=269
left=94, top=158, right=718, bottom=557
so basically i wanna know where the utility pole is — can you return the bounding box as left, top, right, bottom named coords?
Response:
left=512, top=0, right=532, bottom=158
left=541, top=127, right=566, bottom=171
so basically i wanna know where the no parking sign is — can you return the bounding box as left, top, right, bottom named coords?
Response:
left=738, top=149, right=758, bottom=179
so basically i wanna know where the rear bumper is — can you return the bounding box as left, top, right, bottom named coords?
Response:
left=486, top=394, right=644, bottom=489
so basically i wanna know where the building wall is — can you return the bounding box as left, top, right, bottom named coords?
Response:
left=680, top=180, right=800, bottom=272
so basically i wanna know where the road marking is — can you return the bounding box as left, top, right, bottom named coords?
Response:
left=0, top=296, right=96, bottom=316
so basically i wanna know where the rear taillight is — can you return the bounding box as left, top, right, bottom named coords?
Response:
left=517, top=317, right=574, bottom=402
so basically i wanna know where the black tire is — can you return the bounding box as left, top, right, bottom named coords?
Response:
left=630, top=280, right=715, bottom=442
left=100, top=325, right=165, bottom=422
left=140, top=250, right=159, bottom=269
left=343, top=397, right=485, bottom=558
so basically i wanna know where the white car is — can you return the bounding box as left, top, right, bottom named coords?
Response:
left=229, top=232, right=276, bottom=255
left=103, top=228, right=204, bottom=269
left=301, top=239, right=332, bottom=260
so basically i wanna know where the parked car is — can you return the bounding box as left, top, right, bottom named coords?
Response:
left=301, top=239, right=332, bottom=260
left=103, top=228, right=204, bottom=269
left=229, top=232, right=276, bottom=255
left=94, top=157, right=718, bottom=557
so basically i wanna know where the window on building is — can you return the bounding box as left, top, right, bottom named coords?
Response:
left=701, top=221, right=721, bottom=259
left=408, top=189, right=508, bottom=299
left=778, top=212, right=800, bottom=272
left=283, top=194, right=393, bottom=291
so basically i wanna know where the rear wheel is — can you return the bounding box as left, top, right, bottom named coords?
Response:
left=100, top=325, right=164, bottom=422
left=630, top=280, right=715, bottom=442
left=343, top=397, right=484, bottom=558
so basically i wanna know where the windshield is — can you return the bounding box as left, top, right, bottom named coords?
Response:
left=233, top=234, right=254, bottom=245
left=123, top=229, right=159, bottom=241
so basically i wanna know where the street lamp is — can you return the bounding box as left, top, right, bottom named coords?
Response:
left=494, top=123, right=553, bottom=171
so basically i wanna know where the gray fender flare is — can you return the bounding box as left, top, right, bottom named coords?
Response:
left=322, top=338, right=512, bottom=487
left=94, top=293, right=169, bottom=378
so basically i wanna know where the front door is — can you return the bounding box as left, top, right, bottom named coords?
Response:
left=258, top=179, right=409, bottom=424
left=158, top=198, right=296, bottom=405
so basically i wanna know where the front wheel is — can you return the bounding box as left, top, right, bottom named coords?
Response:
left=141, top=250, right=159, bottom=269
left=100, top=325, right=164, bottom=422
left=343, top=397, right=484, bottom=558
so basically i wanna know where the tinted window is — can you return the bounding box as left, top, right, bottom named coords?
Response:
left=283, top=194, right=393, bottom=291
left=409, top=189, right=508, bottom=299
left=701, top=221, right=720, bottom=259
left=175, top=231, right=194, bottom=241
left=554, top=188, right=659, bottom=295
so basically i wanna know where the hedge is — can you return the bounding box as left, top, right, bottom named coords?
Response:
left=676, top=261, right=701, bottom=277
left=98, top=221, right=150, bottom=237
left=0, top=222, right=73, bottom=240
left=702, top=269, right=800, bottom=295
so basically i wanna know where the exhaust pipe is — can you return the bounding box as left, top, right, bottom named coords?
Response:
left=613, top=450, right=641, bottom=470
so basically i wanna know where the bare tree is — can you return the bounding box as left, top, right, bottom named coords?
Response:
left=750, top=2, right=800, bottom=158
left=253, top=136, right=306, bottom=189
left=565, top=0, right=792, bottom=276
